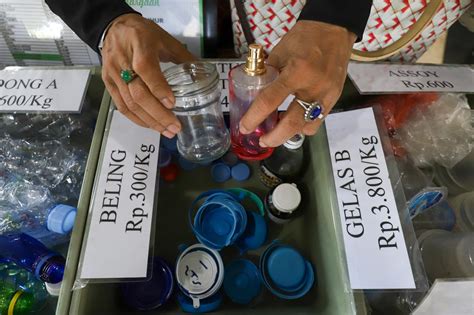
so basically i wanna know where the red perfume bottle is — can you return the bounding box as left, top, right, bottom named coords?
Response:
left=229, top=44, right=278, bottom=160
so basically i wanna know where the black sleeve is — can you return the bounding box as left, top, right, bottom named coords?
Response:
left=45, top=0, right=139, bottom=52
left=298, top=0, right=372, bottom=40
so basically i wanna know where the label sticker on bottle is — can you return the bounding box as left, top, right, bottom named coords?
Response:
left=325, top=107, right=415, bottom=289
left=79, top=110, right=160, bottom=279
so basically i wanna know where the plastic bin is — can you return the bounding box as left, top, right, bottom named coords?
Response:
left=8, top=66, right=112, bottom=315
left=63, top=91, right=367, bottom=314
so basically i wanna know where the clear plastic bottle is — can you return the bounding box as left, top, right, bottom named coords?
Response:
left=229, top=44, right=278, bottom=160
left=0, top=177, right=77, bottom=236
left=0, top=233, right=65, bottom=284
left=260, top=134, right=305, bottom=188
left=164, top=62, right=230, bottom=163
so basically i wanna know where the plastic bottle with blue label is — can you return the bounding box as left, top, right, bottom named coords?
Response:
left=0, top=233, right=65, bottom=284
left=0, top=258, right=49, bottom=314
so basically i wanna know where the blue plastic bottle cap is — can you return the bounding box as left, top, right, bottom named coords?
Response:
left=231, top=163, right=251, bottom=181
left=47, top=205, right=77, bottom=234
left=158, top=149, right=172, bottom=168
left=176, top=244, right=224, bottom=308
left=177, top=291, right=223, bottom=313
left=222, top=151, right=239, bottom=166
left=224, top=259, right=261, bottom=304
left=161, top=136, right=178, bottom=152
left=179, top=156, right=200, bottom=171
left=121, top=257, right=174, bottom=311
left=235, top=210, right=267, bottom=253
left=211, top=163, right=231, bottom=182
left=260, top=243, right=315, bottom=300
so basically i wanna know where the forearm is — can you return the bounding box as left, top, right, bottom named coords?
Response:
left=45, top=0, right=139, bottom=52
left=298, top=0, right=372, bottom=40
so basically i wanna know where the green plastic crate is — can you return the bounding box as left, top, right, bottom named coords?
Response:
left=63, top=88, right=366, bottom=314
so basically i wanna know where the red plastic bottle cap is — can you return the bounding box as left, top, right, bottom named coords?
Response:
left=161, top=163, right=179, bottom=182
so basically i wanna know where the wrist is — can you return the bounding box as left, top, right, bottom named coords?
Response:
left=296, top=20, right=357, bottom=45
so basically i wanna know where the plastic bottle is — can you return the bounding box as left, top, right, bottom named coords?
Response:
left=260, top=134, right=305, bottom=188
left=449, top=192, right=474, bottom=232
left=229, top=44, right=278, bottom=161
left=0, top=179, right=77, bottom=236
left=264, top=183, right=302, bottom=224
left=0, top=233, right=65, bottom=284
left=412, top=200, right=456, bottom=232
left=0, top=258, right=49, bottom=314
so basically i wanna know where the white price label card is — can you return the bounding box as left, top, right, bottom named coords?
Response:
left=79, top=110, right=160, bottom=279
left=413, top=280, right=474, bottom=315
left=0, top=68, right=90, bottom=112
left=348, top=63, right=474, bottom=94
left=325, top=107, right=415, bottom=289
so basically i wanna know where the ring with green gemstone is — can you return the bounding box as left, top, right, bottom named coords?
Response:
left=120, top=69, right=137, bottom=84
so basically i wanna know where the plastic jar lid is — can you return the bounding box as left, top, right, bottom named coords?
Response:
left=260, top=243, right=315, bottom=300
left=272, top=183, right=301, bottom=213
left=211, top=163, right=231, bottom=182
left=176, top=244, right=224, bottom=308
left=121, top=257, right=174, bottom=311
left=231, top=163, right=251, bottom=181
left=224, top=259, right=261, bottom=304
left=284, top=134, right=305, bottom=150
left=235, top=210, right=267, bottom=253
left=47, top=205, right=77, bottom=234
left=177, top=291, right=223, bottom=313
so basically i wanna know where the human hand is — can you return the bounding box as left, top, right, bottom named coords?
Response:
left=239, top=21, right=357, bottom=147
left=101, top=13, right=195, bottom=138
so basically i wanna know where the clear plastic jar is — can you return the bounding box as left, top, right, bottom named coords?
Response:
left=164, top=62, right=230, bottom=163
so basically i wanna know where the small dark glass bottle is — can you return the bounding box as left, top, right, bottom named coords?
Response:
left=264, top=183, right=302, bottom=224
left=260, top=134, right=304, bottom=188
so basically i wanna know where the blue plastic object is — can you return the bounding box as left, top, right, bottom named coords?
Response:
left=211, top=163, right=231, bottom=182
left=47, top=204, right=77, bottom=234
left=177, top=291, right=223, bottom=313
left=0, top=233, right=65, bottom=284
left=179, top=156, right=200, bottom=171
left=224, top=259, right=261, bottom=304
left=161, top=136, right=178, bottom=153
left=260, top=242, right=315, bottom=299
left=158, top=148, right=172, bottom=168
left=231, top=162, right=251, bottom=181
left=190, top=191, right=247, bottom=250
left=121, top=257, right=174, bottom=311
left=235, top=210, right=267, bottom=253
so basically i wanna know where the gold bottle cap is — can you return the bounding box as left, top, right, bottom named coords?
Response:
left=244, top=44, right=266, bottom=76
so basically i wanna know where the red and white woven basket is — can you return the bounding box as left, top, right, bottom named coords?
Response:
left=231, top=0, right=473, bottom=62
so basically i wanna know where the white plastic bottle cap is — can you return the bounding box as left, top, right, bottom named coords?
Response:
left=46, top=281, right=62, bottom=297
left=283, top=134, right=305, bottom=150
left=272, top=183, right=301, bottom=213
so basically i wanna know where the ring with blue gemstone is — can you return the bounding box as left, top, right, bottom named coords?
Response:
left=295, top=98, right=324, bottom=122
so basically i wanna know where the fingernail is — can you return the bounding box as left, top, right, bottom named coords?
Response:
left=161, top=97, right=174, bottom=109
left=167, top=124, right=180, bottom=134
left=162, top=130, right=175, bottom=139
left=239, top=123, right=250, bottom=134
left=259, top=140, right=268, bottom=148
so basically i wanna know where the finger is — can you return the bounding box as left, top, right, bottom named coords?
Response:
left=132, top=52, right=176, bottom=109
left=239, top=76, right=292, bottom=134
left=102, top=74, right=147, bottom=128
left=165, top=34, right=196, bottom=63
left=111, top=70, right=168, bottom=133
left=259, top=101, right=306, bottom=148
left=128, top=78, right=182, bottom=134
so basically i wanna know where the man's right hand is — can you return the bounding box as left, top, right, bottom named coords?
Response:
left=101, top=13, right=195, bottom=138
